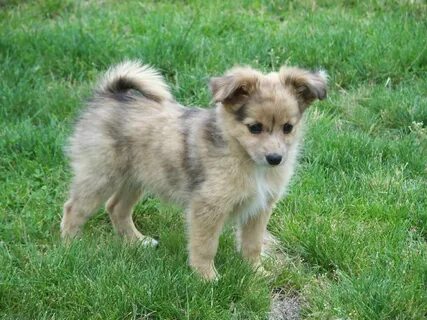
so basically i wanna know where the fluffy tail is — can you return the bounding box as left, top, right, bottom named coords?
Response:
left=97, top=60, right=172, bottom=103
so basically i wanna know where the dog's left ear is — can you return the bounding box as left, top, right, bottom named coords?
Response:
left=280, top=67, right=328, bottom=112
left=209, top=67, right=259, bottom=110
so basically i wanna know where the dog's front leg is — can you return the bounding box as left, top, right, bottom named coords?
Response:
left=239, top=207, right=273, bottom=268
left=187, top=199, right=230, bottom=281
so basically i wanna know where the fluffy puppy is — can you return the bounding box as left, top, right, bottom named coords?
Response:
left=61, top=61, right=327, bottom=280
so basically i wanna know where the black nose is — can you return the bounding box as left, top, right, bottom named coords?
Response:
left=265, top=153, right=282, bottom=166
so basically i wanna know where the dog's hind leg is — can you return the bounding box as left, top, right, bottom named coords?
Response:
left=106, top=186, right=158, bottom=246
left=61, top=177, right=112, bottom=240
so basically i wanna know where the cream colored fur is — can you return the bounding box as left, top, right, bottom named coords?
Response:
left=61, top=60, right=327, bottom=280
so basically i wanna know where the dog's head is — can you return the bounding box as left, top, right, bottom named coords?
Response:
left=210, top=65, right=327, bottom=166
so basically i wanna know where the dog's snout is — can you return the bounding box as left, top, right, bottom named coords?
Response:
left=265, top=153, right=282, bottom=166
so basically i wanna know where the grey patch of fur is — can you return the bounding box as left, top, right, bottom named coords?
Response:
left=112, top=92, right=136, bottom=102
left=97, top=61, right=172, bottom=103
left=103, top=76, right=136, bottom=94
left=97, top=108, right=133, bottom=174
left=179, top=107, right=206, bottom=190
left=234, top=104, right=247, bottom=122
left=180, top=107, right=202, bottom=120
left=204, top=111, right=226, bottom=148
left=98, top=77, right=148, bottom=102
left=103, top=110, right=129, bottom=151
left=106, top=89, right=146, bottom=103
left=182, top=127, right=205, bottom=191
left=162, top=162, right=180, bottom=187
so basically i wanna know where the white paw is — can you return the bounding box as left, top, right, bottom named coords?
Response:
left=140, top=236, right=159, bottom=247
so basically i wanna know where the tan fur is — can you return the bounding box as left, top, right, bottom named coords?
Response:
left=61, top=60, right=327, bottom=280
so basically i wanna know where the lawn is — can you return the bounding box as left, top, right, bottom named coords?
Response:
left=1, top=0, right=426, bottom=319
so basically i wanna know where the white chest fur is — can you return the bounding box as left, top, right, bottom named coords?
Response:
left=237, top=167, right=282, bottom=224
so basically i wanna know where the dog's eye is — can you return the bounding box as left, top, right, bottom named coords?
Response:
left=283, top=123, right=293, bottom=134
left=247, top=123, right=263, bottom=134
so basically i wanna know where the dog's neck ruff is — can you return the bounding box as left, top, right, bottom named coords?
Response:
left=237, top=166, right=282, bottom=224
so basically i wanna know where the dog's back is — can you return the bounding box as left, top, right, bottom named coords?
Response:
left=66, top=61, right=207, bottom=206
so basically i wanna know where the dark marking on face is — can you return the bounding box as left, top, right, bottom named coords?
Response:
left=204, top=111, right=226, bottom=148
left=270, top=115, right=275, bottom=134
left=234, top=104, right=247, bottom=122
left=182, top=127, right=205, bottom=191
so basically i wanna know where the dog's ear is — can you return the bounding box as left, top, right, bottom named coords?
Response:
left=280, top=67, right=327, bottom=112
left=209, top=67, right=259, bottom=109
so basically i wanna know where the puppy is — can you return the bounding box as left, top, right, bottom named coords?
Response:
left=61, top=61, right=327, bottom=280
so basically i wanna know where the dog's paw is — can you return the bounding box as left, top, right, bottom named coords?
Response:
left=124, top=232, right=159, bottom=247
left=139, top=236, right=159, bottom=248
left=191, top=263, right=219, bottom=281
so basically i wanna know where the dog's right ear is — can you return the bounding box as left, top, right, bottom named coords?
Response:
left=209, top=67, right=259, bottom=109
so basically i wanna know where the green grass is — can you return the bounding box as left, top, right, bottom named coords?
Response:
left=1, top=0, right=426, bottom=319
